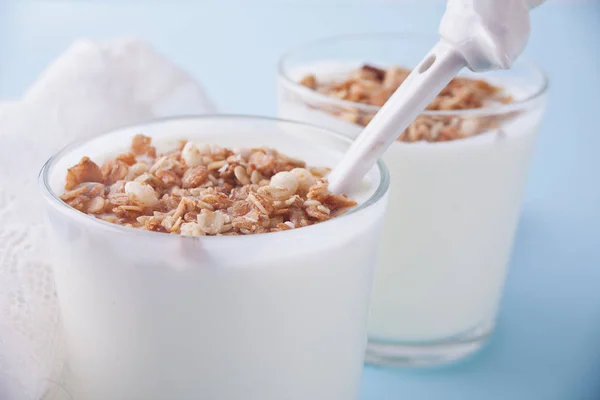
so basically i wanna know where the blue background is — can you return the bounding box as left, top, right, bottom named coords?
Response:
left=1, top=1, right=599, bottom=399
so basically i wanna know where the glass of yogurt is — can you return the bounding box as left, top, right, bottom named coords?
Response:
left=278, top=33, right=548, bottom=366
left=39, top=116, right=389, bottom=400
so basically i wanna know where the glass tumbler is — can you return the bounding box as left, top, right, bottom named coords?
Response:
left=39, top=116, right=389, bottom=400
left=278, top=33, right=548, bottom=366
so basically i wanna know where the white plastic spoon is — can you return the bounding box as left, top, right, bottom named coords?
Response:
left=328, top=0, right=545, bottom=194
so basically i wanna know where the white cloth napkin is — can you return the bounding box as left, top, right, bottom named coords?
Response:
left=0, top=38, right=217, bottom=400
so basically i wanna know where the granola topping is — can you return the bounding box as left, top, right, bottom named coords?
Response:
left=299, top=64, right=513, bottom=142
left=60, top=136, right=356, bottom=236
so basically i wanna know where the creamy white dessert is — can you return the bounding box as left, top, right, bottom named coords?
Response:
left=278, top=62, right=547, bottom=357
left=371, top=117, right=540, bottom=341
left=40, top=117, right=388, bottom=400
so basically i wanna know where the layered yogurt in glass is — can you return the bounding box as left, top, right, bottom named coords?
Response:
left=39, top=116, right=389, bottom=400
left=277, top=33, right=548, bottom=366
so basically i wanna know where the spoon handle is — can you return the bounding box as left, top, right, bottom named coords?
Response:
left=328, top=40, right=466, bottom=194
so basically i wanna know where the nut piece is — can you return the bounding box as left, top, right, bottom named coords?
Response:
left=358, top=64, right=385, bottom=81
left=299, top=74, right=317, bottom=90
left=101, top=160, right=129, bottom=185
left=155, top=169, right=182, bottom=187
left=247, top=193, right=274, bottom=216
left=131, top=134, right=156, bottom=157
left=233, top=165, right=251, bottom=185
left=249, top=151, right=276, bottom=175
left=117, top=152, right=137, bottom=166
left=182, top=166, right=209, bottom=189
left=65, top=157, right=103, bottom=190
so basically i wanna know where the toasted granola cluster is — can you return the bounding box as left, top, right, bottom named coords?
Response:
left=60, top=135, right=357, bottom=236
left=300, top=64, right=513, bottom=142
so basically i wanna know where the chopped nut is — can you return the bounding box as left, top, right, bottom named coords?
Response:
left=101, top=160, right=129, bottom=185
left=299, top=74, right=317, bottom=90
left=155, top=169, right=182, bottom=187
left=173, top=197, right=196, bottom=220
left=131, top=134, right=156, bottom=157
left=247, top=193, right=274, bottom=216
left=250, top=170, right=263, bottom=185
left=63, top=196, right=88, bottom=212
left=201, top=191, right=232, bottom=210
left=358, top=64, right=386, bottom=81
left=65, top=157, right=103, bottom=190
left=249, top=151, right=276, bottom=175
left=233, top=165, right=251, bottom=185
left=182, top=166, right=209, bottom=189
left=231, top=200, right=252, bottom=217
left=117, top=152, right=137, bottom=166
left=207, top=160, right=227, bottom=171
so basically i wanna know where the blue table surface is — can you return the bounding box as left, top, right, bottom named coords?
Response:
left=1, top=1, right=599, bottom=399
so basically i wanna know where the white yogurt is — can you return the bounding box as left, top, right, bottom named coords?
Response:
left=278, top=63, right=546, bottom=344
left=371, top=117, right=540, bottom=341
left=40, top=117, right=388, bottom=400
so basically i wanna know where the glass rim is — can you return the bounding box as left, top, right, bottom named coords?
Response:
left=277, top=32, right=549, bottom=117
left=39, top=114, right=390, bottom=242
